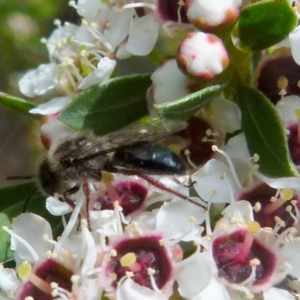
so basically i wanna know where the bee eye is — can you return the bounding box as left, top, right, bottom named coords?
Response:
left=38, top=160, right=57, bottom=196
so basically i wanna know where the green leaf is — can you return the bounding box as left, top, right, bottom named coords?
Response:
left=0, top=92, right=36, bottom=115
left=237, top=85, right=298, bottom=177
left=238, top=0, right=297, bottom=51
left=0, top=213, right=13, bottom=262
left=59, top=74, right=151, bottom=135
left=0, top=181, right=62, bottom=262
left=155, top=84, right=224, bottom=126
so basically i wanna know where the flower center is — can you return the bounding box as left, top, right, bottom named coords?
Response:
left=238, top=183, right=298, bottom=230
left=106, top=235, right=173, bottom=289
left=92, top=180, right=148, bottom=215
left=17, top=259, right=73, bottom=300
left=213, top=229, right=277, bottom=287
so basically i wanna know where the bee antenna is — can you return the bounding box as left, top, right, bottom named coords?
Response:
left=6, top=175, right=35, bottom=180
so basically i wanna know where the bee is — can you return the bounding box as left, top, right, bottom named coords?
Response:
left=38, top=120, right=188, bottom=198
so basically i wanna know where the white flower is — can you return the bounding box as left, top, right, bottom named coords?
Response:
left=19, top=63, right=56, bottom=97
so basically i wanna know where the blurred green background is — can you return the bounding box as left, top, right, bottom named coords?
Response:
left=0, top=0, right=77, bottom=186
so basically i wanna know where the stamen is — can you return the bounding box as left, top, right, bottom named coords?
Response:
left=55, top=190, right=84, bottom=254
left=51, top=283, right=72, bottom=300
left=286, top=205, right=298, bottom=224
left=292, top=199, right=300, bottom=217
left=221, top=173, right=236, bottom=208
left=277, top=76, right=288, bottom=97
left=212, top=145, right=242, bottom=188
left=263, top=188, right=293, bottom=215
left=184, top=149, right=198, bottom=168
left=2, top=226, right=39, bottom=262
left=148, top=268, right=161, bottom=293
left=239, top=259, right=260, bottom=286
left=236, top=222, right=260, bottom=263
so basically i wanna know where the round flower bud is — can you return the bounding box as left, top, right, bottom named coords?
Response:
left=177, top=32, right=229, bottom=80
left=186, top=0, right=242, bottom=30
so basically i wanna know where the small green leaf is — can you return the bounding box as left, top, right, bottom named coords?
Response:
left=0, top=213, right=13, bottom=262
left=0, top=182, right=61, bottom=238
left=0, top=92, right=36, bottom=115
left=238, top=0, right=297, bottom=51
left=155, top=84, right=224, bottom=126
left=59, top=74, right=151, bottom=135
left=237, top=85, right=298, bottom=177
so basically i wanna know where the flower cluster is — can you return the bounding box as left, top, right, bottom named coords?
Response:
left=2, top=0, right=300, bottom=300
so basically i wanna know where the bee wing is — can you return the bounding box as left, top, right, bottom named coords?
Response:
left=71, top=118, right=187, bottom=160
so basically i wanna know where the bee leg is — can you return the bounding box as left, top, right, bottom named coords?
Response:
left=104, top=166, right=207, bottom=210
left=63, top=185, right=80, bottom=208
left=82, top=175, right=91, bottom=231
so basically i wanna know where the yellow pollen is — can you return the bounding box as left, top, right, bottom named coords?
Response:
left=193, top=238, right=201, bottom=246
left=250, top=258, right=260, bottom=266
left=286, top=205, right=292, bottom=213
left=291, top=200, right=297, bottom=206
left=247, top=221, right=261, bottom=233
left=18, top=261, right=32, bottom=279
left=101, top=171, right=114, bottom=183
left=254, top=202, right=261, bottom=212
left=120, top=252, right=137, bottom=267
left=211, top=145, right=218, bottom=151
left=113, top=201, right=120, bottom=209
left=81, top=219, right=88, bottom=227
left=51, top=282, right=58, bottom=289
left=147, top=268, right=156, bottom=276
left=277, top=76, right=288, bottom=90
left=275, top=216, right=285, bottom=227
left=51, top=290, right=58, bottom=297
left=110, top=249, right=117, bottom=257
left=81, top=18, right=88, bottom=26
left=25, top=297, right=34, bottom=300
left=159, top=239, right=165, bottom=246
left=206, top=129, right=212, bottom=136
left=252, top=164, right=260, bottom=171
left=71, top=275, right=79, bottom=283
left=280, top=188, right=293, bottom=201
left=253, top=153, right=260, bottom=163
left=53, top=19, right=61, bottom=26
left=126, top=271, right=134, bottom=278
left=270, top=196, right=277, bottom=203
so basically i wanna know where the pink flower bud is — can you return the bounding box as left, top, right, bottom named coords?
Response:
left=177, top=32, right=229, bottom=80
left=186, top=0, right=242, bottom=30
